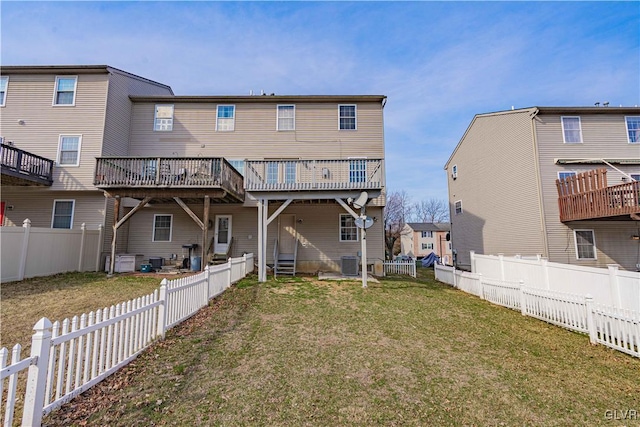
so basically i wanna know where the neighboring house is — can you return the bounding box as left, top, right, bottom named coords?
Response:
left=1, top=65, right=387, bottom=280
left=444, top=106, right=640, bottom=271
left=400, top=222, right=452, bottom=264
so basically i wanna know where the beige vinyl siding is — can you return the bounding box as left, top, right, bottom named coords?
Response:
left=535, top=112, right=640, bottom=269
left=0, top=73, right=109, bottom=190
left=448, top=110, right=545, bottom=269
left=128, top=101, right=384, bottom=159
left=123, top=203, right=383, bottom=273
left=0, top=188, right=106, bottom=230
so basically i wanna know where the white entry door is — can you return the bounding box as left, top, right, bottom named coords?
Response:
left=214, top=215, right=232, bottom=254
left=278, top=214, right=297, bottom=254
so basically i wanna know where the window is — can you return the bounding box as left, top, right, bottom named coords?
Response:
left=217, top=105, right=235, bottom=131
left=0, top=76, right=8, bottom=106
left=451, top=164, right=458, bottom=179
left=626, top=116, right=640, bottom=144
left=455, top=200, right=463, bottom=215
left=228, top=160, right=245, bottom=177
left=57, top=135, right=81, bottom=166
left=153, top=214, right=173, bottom=242
left=284, top=161, right=296, bottom=184
left=53, top=76, right=77, bottom=106
left=421, top=231, right=433, bottom=238
left=277, top=105, right=295, bottom=131
left=574, top=229, right=596, bottom=260
left=266, top=162, right=278, bottom=184
left=422, top=243, right=434, bottom=250
left=339, top=214, right=359, bottom=242
left=561, top=116, right=582, bottom=143
left=558, top=171, right=577, bottom=181
left=51, top=200, right=74, bottom=229
left=631, top=174, right=640, bottom=182
left=349, top=159, right=367, bottom=183
left=154, top=105, right=174, bottom=131
left=339, top=105, right=356, bottom=130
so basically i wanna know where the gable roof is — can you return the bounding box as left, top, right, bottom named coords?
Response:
left=406, top=222, right=450, bottom=232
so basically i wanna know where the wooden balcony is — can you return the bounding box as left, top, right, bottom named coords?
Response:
left=556, top=168, right=640, bottom=222
left=244, top=159, right=384, bottom=192
left=94, top=157, right=244, bottom=202
left=0, top=143, right=54, bottom=186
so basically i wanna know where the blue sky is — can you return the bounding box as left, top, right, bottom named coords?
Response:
left=2, top=1, right=639, bottom=204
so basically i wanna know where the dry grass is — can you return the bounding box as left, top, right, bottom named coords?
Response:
left=40, top=269, right=639, bottom=427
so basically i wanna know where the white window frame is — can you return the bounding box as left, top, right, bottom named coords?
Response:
left=574, top=229, right=596, bottom=260
left=339, top=213, right=359, bottom=242
left=422, top=243, right=434, bottom=250
left=154, top=104, right=174, bottom=131
left=227, top=159, right=245, bottom=177
left=454, top=200, right=463, bottom=215
left=630, top=173, right=640, bottom=182
left=339, top=104, right=357, bottom=130
left=277, top=104, right=295, bottom=131
left=51, top=199, right=75, bottom=229
left=451, top=164, right=458, bottom=179
left=561, top=116, right=583, bottom=144
left=421, top=231, right=433, bottom=238
left=216, top=105, right=236, bottom=132
left=52, top=76, right=78, bottom=106
left=625, top=116, right=640, bottom=144
left=348, top=157, right=367, bottom=183
left=0, top=76, right=8, bottom=107
left=557, top=171, right=577, bottom=181
left=56, top=134, right=82, bottom=167
left=152, top=214, right=173, bottom=242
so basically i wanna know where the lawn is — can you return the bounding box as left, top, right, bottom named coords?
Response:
left=36, top=268, right=639, bottom=426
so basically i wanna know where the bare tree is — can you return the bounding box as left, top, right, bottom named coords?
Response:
left=384, top=190, right=414, bottom=259
left=413, top=198, right=449, bottom=223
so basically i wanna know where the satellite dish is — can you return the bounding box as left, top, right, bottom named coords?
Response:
left=351, top=191, right=368, bottom=209
left=355, top=216, right=374, bottom=229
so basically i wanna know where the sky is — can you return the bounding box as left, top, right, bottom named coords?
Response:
left=2, top=1, right=639, bottom=205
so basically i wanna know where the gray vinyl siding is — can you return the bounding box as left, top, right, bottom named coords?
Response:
left=534, top=112, right=640, bottom=269
left=448, top=110, right=545, bottom=269
left=0, top=73, right=109, bottom=190
left=124, top=203, right=384, bottom=273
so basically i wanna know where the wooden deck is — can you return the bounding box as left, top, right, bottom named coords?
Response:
left=556, top=169, right=640, bottom=221
left=0, top=143, right=54, bottom=186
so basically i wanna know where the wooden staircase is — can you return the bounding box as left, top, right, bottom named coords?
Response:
left=273, top=238, right=299, bottom=278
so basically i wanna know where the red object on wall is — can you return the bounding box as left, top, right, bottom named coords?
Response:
left=0, top=202, right=5, bottom=226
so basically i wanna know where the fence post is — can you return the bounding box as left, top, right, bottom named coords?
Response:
left=242, top=253, right=248, bottom=276
left=470, top=250, right=476, bottom=273
left=157, top=279, right=168, bottom=339
left=78, top=223, right=86, bottom=272
left=478, top=273, right=484, bottom=300
left=541, top=258, right=551, bottom=290
left=452, top=265, right=457, bottom=288
left=95, top=224, right=104, bottom=272
left=585, top=294, right=597, bottom=344
left=226, top=258, right=232, bottom=287
left=607, top=264, right=622, bottom=309
left=498, top=253, right=505, bottom=281
left=204, top=265, right=211, bottom=300
left=21, top=317, right=53, bottom=427
left=18, top=219, right=31, bottom=281
left=519, top=280, right=526, bottom=316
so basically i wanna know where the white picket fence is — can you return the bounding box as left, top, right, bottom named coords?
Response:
left=0, top=254, right=254, bottom=427
left=383, top=261, right=416, bottom=278
left=435, top=264, right=640, bottom=359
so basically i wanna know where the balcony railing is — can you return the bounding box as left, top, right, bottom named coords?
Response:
left=244, top=159, right=384, bottom=191
left=0, top=143, right=54, bottom=186
left=556, top=168, right=640, bottom=221
left=94, top=157, right=244, bottom=200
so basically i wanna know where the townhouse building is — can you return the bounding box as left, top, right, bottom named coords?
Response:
left=400, top=222, right=452, bottom=264
left=1, top=65, right=387, bottom=280
left=444, top=106, right=640, bottom=271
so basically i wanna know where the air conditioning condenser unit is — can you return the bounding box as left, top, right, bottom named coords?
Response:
left=341, top=256, right=359, bottom=276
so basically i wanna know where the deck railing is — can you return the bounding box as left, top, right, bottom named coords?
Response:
left=0, top=143, right=54, bottom=185
left=244, top=159, right=384, bottom=191
left=94, top=157, right=244, bottom=199
left=556, top=169, right=640, bottom=221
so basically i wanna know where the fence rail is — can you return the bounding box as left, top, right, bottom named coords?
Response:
left=383, top=261, right=416, bottom=278
left=1, top=254, right=254, bottom=426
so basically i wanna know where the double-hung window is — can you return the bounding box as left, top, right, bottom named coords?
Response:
left=266, top=162, right=278, bottom=184
left=561, top=116, right=582, bottom=143
left=277, top=105, right=295, bottom=131
left=421, top=231, right=433, bottom=238
left=626, top=116, right=640, bottom=144
left=455, top=200, right=463, bottom=215
left=217, top=105, right=235, bottom=131
left=339, top=214, right=358, bottom=242
left=57, top=135, right=81, bottom=166
left=284, top=161, right=296, bottom=184
left=422, top=243, right=434, bottom=250
left=0, top=76, right=8, bottom=106
left=52, top=200, right=74, bottom=229
left=349, top=159, right=367, bottom=183
left=558, top=171, right=577, bottom=181
left=153, top=214, right=173, bottom=242
left=154, top=104, right=174, bottom=131
left=53, top=76, right=77, bottom=106
left=574, top=229, right=596, bottom=260
left=339, top=105, right=356, bottom=130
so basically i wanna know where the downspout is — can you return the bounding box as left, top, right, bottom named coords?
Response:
left=530, top=108, right=550, bottom=258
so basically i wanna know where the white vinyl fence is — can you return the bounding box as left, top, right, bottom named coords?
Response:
left=383, top=261, right=416, bottom=278
left=0, top=254, right=254, bottom=427
left=435, top=263, right=640, bottom=359
left=1, top=219, right=104, bottom=283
